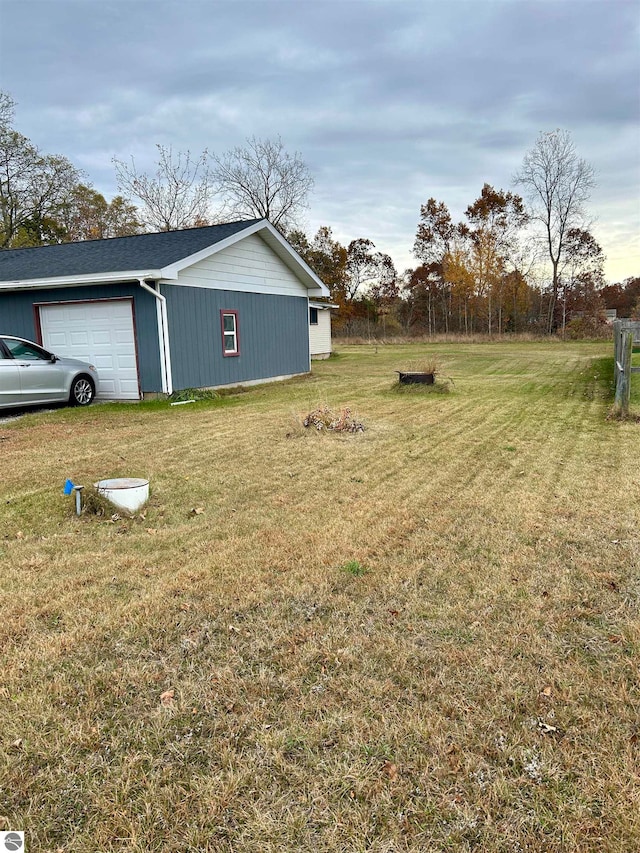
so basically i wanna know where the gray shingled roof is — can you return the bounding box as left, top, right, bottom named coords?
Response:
left=0, top=219, right=263, bottom=282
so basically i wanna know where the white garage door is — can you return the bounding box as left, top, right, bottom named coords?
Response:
left=39, top=300, right=140, bottom=400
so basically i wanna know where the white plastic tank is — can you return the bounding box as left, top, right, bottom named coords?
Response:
left=95, top=478, right=149, bottom=513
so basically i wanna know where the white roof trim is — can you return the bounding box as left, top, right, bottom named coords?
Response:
left=309, top=301, right=339, bottom=309
left=160, top=219, right=330, bottom=296
left=0, top=220, right=330, bottom=297
left=0, top=269, right=164, bottom=292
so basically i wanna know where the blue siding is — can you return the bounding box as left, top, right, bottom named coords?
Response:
left=164, top=285, right=309, bottom=390
left=0, top=284, right=163, bottom=393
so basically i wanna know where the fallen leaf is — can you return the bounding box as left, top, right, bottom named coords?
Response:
left=11, top=738, right=22, bottom=749
left=15, top=531, right=23, bottom=539
left=540, top=686, right=552, bottom=698
left=383, top=760, right=398, bottom=781
left=146, top=528, right=158, bottom=535
left=538, top=720, right=558, bottom=735
left=189, top=507, right=205, bottom=516
left=160, top=688, right=175, bottom=706
left=446, top=743, right=461, bottom=771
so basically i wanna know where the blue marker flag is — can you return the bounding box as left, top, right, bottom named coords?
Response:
left=63, top=478, right=75, bottom=495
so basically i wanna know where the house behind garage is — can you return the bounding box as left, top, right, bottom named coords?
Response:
left=309, top=300, right=338, bottom=360
left=0, top=219, right=329, bottom=399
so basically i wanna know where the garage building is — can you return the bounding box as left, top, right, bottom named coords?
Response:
left=0, top=219, right=329, bottom=399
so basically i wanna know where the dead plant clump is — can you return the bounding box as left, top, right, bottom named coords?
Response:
left=78, top=488, right=149, bottom=522
left=414, top=358, right=440, bottom=375
left=76, top=487, right=114, bottom=517
left=393, top=357, right=454, bottom=393
left=302, top=405, right=365, bottom=433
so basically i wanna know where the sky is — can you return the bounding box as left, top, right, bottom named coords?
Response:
left=0, top=0, right=638, bottom=284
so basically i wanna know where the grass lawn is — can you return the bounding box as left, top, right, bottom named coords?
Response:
left=1, top=340, right=638, bottom=852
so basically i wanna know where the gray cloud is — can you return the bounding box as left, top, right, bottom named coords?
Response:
left=1, top=0, right=638, bottom=280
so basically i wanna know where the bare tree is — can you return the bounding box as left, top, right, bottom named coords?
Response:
left=213, top=136, right=313, bottom=232
left=113, top=145, right=215, bottom=232
left=0, top=91, right=16, bottom=130
left=514, top=129, right=595, bottom=332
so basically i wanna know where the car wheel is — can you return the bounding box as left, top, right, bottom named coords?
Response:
left=70, top=375, right=95, bottom=406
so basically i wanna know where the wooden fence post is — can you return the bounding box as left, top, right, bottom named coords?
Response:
left=613, top=320, right=621, bottom=385
left=613, top=330, right=633, bottom=417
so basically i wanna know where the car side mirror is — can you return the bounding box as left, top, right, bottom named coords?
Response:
left=50, top=354, right=58, bottom=363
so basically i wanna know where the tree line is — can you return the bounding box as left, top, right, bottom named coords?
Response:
left=1, top=89, right=636, bottom=334
left=295, top=130, right=637, bottom=336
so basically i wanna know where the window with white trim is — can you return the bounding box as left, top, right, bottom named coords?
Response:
left=221, top=310, right=239, bottom=356
left=309, top=306, right=319, bottom=325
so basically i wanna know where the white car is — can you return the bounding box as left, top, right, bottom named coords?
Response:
left=0, top=335, right=99, bottom=410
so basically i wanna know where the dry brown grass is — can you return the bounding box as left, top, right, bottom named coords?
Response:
left=333, top=330, right=614, bottom=347
left=0, top=341, right=638, bottom=851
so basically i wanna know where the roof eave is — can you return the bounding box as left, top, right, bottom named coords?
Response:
left=0, top=269, right=165, bottom=291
